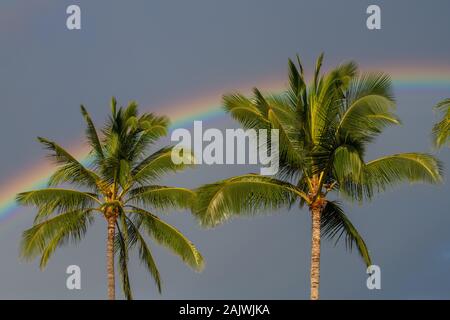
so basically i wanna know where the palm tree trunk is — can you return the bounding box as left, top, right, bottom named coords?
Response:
left=310, top=205, right=321, bottom=300
left=107, top=216, right=116, bottom=300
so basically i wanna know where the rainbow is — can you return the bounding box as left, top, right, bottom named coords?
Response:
left=1, top=63, right=449, bottom=223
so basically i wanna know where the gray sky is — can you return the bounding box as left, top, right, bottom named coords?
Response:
left=0, top=0, right=449, bottom=299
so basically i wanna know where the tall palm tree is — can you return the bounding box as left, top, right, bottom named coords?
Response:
left=17, top=98, right=204, bottom=300
left=432, top=98, right=450, bottom=148
left=193, top=54, right=443, bottom=300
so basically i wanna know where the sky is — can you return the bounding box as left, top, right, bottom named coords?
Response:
left=0, top=0, right=449, bottom=299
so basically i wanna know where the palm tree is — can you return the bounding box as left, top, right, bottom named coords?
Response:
left=17, top=98, right=204, bottom=300
left=193, top=54, right=443, bottom=300
left=432, top=98, right=449, bottom=148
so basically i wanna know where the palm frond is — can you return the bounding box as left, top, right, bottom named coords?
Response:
left=223, top=93, right=271, bottom=130
left=132, top=147, right=195, bottom=186
left=118, top=159, right=132, bottom=190
left=313, top=52, right=324, bottom=91
left=337, top=73, right=397, bottom=142
left=129, top=207, right=204, bottom=271
left=80, top=105, right=104, bottom=160
left=287, top=55, right=306, bottom=101
left=265, top=94, right=305, bottom=167
left=125, top=216, right=162, bottom=293
left=321, top=201, right=371, bottom=266
left=128, top=114, right=170, bottom=161
left=37, top=137, right=101, bottom=190
left=432, top=98, right=450, bottom=148
left=100, top=99, right=171, bottom=184
left=193, top=174, right=303, bottom=227
left=314, top=61, right=358, bottom=134
left=361, top=153, right=443, bottom=199
left=332, top=144, right=364, bottom=184
left=16, top=189, right=100, bottom=222
left=21, top=209, right=94, bottom=263
left=127, top=186, right=195, bottom=210
left=115, top=222, right=133, bottom=300
left=308, top=60, right=358, bottom=145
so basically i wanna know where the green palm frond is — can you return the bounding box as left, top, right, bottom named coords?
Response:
left=346, top=72, right=394, bottom=105
left=128, top=114, right=170, bottom=161
left=313, top=52, right=324, bottom=92
left=193, top=174, right=305, bottom=227
left=311, top=61, right=358, bottom=142
left=127, top=186, right=195, bottom=210
left=110, top=97, right=117, bottom=117
left=337, top=95, right=399, bottom=143
left=432, top=98, right=450, bottom=148
left=17, top=188, right=100, bottom=222
left=287, top=55, right=306, bottom=102
left=114, top=159, right=131, bottom=192
left=129, top=207, right=204, bottom=271
left=80, top=105, right=104, bottom=160
left=321, top=201, right=371, bottom=266
left=37, top=137, right=101, bottom=190
left=115, top=222, right=133, bottom=300
left=265, top=94, right=305, bottom=167
left=21, top=209, right=94, bottom=263
left=332, top=144, right=364, bottom=184
left=102, top=101, right=169, bottom=163
left=224, top=87, right=308, bottom=169
left=362, top=153, right=443, bottom=199
left=336, top=74, right=398, bottom=143
left=325, top=61, right=358, bottom=92
left=286, top=56, right=309, bottom=136
left=125, top=216, right=162, bottom=293
left=132, top=147, right=195, bottom=186
left=223, top=93, right=271, bottom=130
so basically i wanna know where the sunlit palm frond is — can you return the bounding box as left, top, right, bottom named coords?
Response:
left=313, top=53, right=324, bottom=92
left=332, top=144, right=364, bottom=185
left=265, top=94, right=305, bottom=167
left=80, top=105, right=104, bottom=160
left=115, top=222, right=133, bottom=300
left=129, top=206, right=204, bottom=271
left=307, top=58, right=358, bottom=146
left=361, top=153, right=443, bottom=199
left=132, top=147, right=195, bottom=186
left=16, top=188, right=100, bottom=222
left=193, top=174, right=305, bottom=227
left=287, top=55, right=306, bottom=103
left=337, top=73, right=397, bottom=143
left=21, top=209, right=94, bottom=264
left=127, top=186, right=195, bottom=210
left=312, top=61, right=358, bottom=140
left=128, top=114, right=170, bottom=164
left=223, top=93, right=271, bottom=130
left=125, top=216, right=162, bottom=293
left=432, top=98, right=450, bottom=148
left=37, top=137, right=101, bottom=190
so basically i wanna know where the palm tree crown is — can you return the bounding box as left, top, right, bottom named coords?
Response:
left=17, top=98, right=204, bottom=299
left=193, top=54, right=443, bottom=299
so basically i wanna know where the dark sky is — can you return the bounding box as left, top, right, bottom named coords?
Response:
left=0, top=0, right=449, bottom=299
